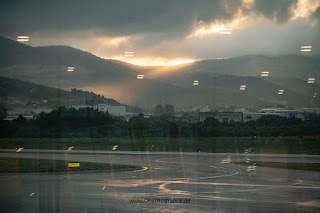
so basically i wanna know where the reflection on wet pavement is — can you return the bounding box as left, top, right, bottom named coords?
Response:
left=0, top=150, right=319, bottom=212
left=221, top=156, right=231, bottom=164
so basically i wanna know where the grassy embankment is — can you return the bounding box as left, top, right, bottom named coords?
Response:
left=0, top=137, right=320, bottom=154
left=0, top=157, right=138, bottom=173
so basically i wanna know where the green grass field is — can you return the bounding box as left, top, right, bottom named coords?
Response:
left=0, top=137, right=319, bottom=154
left=0, top=157, right=138, bottom=173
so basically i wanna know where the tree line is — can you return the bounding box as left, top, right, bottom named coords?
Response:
left=0, top=107, right=320, bottom=138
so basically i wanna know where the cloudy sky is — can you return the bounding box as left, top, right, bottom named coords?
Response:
left=1, top=0, right=320, bottom=65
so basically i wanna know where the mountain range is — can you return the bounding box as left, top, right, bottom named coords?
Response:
left=0, top=36, right=319, bottom=111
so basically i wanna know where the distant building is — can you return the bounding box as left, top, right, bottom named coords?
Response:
left=233, top=109, right=249, bottom=113
left=4, top=115, right=36, bottom=121
left=242, top=112, right=265, bottom=122
left=178, top=105, right=211, bottom=112
left=259, top=108, right=299, bottom=117
left=123, top=112, right=135, bottom=121
left=96, top=104, right=126, bottom=116
left=143, top=114, right=151, bottom=118
left=71, top=104, right=126, bottom=116
left=199, top=106, right=211, bottom=112
left=295, top=113, right=305, bottom=121
left=199, top=112, right=243, bottom=123
left=200, top=110, right=304, bottom=123
left=242, top=112, right=290, bottom=122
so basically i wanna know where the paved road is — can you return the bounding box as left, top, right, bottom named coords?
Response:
left=0, top=149, right=320, bottom=212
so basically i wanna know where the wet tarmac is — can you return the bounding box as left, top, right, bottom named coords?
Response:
left=0, top=149, right=319, bottom=212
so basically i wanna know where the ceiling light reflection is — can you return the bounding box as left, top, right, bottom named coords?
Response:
left=17, top=36, right=29, bottom=42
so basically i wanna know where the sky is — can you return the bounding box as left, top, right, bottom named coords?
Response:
left=1, top=0, right=320, bottom=66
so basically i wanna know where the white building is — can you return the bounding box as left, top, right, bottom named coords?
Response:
left=71, top=104, right=126, bottom=116
left=199, top=112, right=243, bottom=123
left=242, top=112, right=290, bottom=122
left=199, top=106, right=211, bottom=112
left=96, top=104, right=126, bottom=116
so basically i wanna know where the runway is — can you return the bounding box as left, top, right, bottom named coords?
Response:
left=0, top=149, right=319, bottom=212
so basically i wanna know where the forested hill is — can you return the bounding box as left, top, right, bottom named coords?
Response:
left=0, top=77, right=134, bottom=112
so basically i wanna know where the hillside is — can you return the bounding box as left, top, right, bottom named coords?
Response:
left=0, top=37, right=183, bottom=108
left=0, top=36, right=319, bottom=110
left=0, top=36, right=137, bottom=86
left=145, top=55, right=320, bottom=80
left=135, top=55, right=320, bottom=108
left=0, top=77, right=133, bottom=114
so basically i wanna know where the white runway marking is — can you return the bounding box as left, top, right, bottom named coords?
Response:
left=67, top=146, right=74, bottom=151
left=132, top=166, right=148, bottom=172
left=16, top=147, right=23, bottom=153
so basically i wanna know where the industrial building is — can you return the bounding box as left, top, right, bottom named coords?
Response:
left=199, top=112, right=243, bottom=123
left=71, top=104, right=126, bottom=116
left=96, top=104, right=126, bottom=116
left=200, top=110, right=304, bottom=123
left=258, top=108, right=300, bottom=117
left=242, top=112, right=291, bottom=122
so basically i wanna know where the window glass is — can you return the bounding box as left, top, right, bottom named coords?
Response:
left=0, top=0, right=320, bottom=212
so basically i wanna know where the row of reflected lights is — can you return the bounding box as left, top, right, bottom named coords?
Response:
left=16, top=35, right=312, bottom=53
left=65, top=66, right=317, bottom=96
left=57, top=67, right=320, bottom=96
left=15, top=29, right=232, bottom=43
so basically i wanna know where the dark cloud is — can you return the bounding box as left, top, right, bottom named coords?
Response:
left=0, top=0, right=301, bottom=37
left=311, top=7, right=320, bottom=20
left=0, top=0, right=173, bottom=35
left=1, top=0, right=318, bottom=63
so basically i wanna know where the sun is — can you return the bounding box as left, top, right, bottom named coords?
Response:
left=111, top=56, right=196, bottom=66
